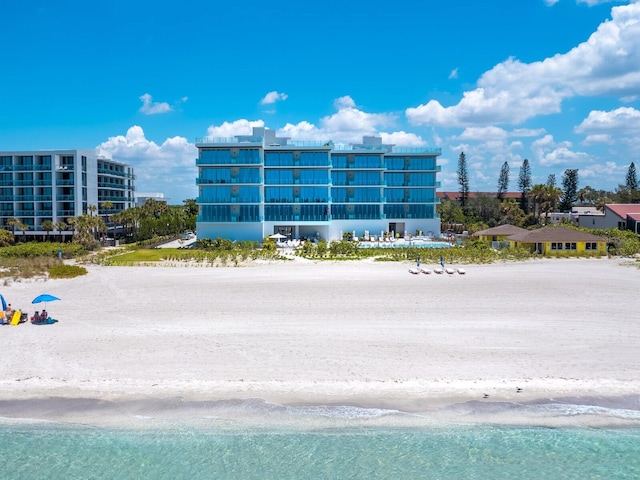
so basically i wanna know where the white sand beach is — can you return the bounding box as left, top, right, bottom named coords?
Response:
left=1, top=257, right=639, bottom=425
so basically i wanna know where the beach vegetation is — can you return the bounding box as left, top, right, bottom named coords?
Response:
left=0, top=257, right=61, bottom=279
left=0, top=242, right=85, bottom=259
left=48, top=264, right=88, bottom=279
left=95, top=237, right=281, bottom=266
left=0, top=229, right=15, bottom=247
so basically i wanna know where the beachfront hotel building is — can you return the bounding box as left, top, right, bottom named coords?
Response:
left=195, top=127, right=441, bottom=242
left=0, top=149, right=135, bottom=239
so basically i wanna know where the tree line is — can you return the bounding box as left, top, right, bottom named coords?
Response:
left=446, top=153, right=639, bottom=232
left=1, top=199, right=198, bottom=248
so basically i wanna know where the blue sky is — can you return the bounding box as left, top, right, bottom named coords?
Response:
left=1, top=0, right=639, bottom=203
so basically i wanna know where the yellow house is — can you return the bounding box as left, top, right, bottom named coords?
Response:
left=506, top=226, right=607, bottom=256
left=473, top=224, right=529, bottom=249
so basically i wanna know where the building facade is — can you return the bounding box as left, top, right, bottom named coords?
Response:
left=0, top=149, right=135, bottom=238
left=196, top=128, right=441, bottom=242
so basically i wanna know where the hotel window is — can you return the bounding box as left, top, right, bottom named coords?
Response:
left=331, top=155, right=347, bottom=168
left=200, top=149, right=232, bottom=164
left=564, top=242, right=576, bottom=250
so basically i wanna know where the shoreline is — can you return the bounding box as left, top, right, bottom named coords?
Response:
left=1, top=258, right=639, bottom=428
left=1, top=392, right=639, bottom=430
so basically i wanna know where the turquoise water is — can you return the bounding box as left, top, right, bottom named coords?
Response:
left=357, top=241, right=451, bottom=249
left=2, top=424, right=640, bottom=479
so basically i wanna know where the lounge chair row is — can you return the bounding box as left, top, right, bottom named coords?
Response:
left=409, top=267, right=466, bottom=275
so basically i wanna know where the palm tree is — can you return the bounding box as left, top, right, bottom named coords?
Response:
left=55, top=221, right=67, bottom=242
left=41, top=220, right=55, bottom=242
left=6, top=217, right=20, bottom=237
left=539, top=185, right=562, bottom=222
left=87, top=204, right=97, bottom=216
left=17, top=222, right=28, bottom=242
left=528, top=184, right=547, bottom=221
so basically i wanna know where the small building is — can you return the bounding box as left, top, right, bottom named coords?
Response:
left=506, top=226, right=607, bottom=256
left=472, top=224, right=528, bottom=249
left=576, top=204, right=640, bottom=231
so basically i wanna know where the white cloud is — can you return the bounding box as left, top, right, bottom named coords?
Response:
left=138, top=93, right=172, bottom=115
left=544, top=0, right=560, bottom=5
left=203, top=97, right=430, bottom=148
left=575, top=106, right=640, bottom=134
left=379, top=131, right=427, bottom=147
left=279, top=96, right=399, bottom=144
left=334, top=95, right=356, bottom=109
left=98, top=126, right=197, bottom=202
left=583, top=133, right=613, bottom=144
left=532, top=134, right=591, bottom=167
left=206, top=119, right=265, bottom=138
left=406, top=2, right=640, bottom=127
left=448, top=68, right=459, bottom=79
left=259, top=91, right=288, bottom=105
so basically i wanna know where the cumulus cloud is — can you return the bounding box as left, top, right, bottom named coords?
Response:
left=98, top=126, right=197, bottom=201
left=206, top=119, right=265, bottom=138
left=203, top=96, right=429, bottom=147
left=260, top=91, right=288, bottom=105
left=406, top=2, right=640, bottom=127
left=532, top=134, right=591, bottom=167
left=575, top=106, right=640, bottom=134
left=138, top=93, right=172, bottom=115
left=278, top=95, right=402, bottom=144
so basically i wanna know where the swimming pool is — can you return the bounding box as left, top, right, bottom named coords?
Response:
left=357, top=241, right=451, bottom=249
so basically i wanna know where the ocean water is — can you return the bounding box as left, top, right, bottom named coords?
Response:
left=2, top=398, right=640, bottom=479
left=2, top=423, right=640, bottom=479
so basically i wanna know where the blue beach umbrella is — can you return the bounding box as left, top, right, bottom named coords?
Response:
left=440, top=255, right=445, bottom=268
left=32, top=294, right=61, bottom=309
left=0, top=294, right=6, bottom=311
left=417, top=255, right=421, bottom=267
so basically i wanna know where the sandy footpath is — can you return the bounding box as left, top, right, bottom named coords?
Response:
left=1, top=257, right=639, bottom=422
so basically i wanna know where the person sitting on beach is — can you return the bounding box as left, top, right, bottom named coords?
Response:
left=31, top=311, right=40, bottom=324
left=5, top=304, right=14, bottom=323
left=40, top=310, right=48, bottom=323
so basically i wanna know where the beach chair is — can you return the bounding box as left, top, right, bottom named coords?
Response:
left=445, top=267, right=455, bottom=275
left=456, top=268, right=466, bottom=275
left=434, top=267, right=444, bottom=274
left=408, top=267, right=420, bottom=275
left=420, top=267, right=431, bottom=274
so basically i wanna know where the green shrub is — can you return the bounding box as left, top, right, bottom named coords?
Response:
left=0, top=243, right=85, bottom=258
left=48, top=264, right=88, bottom=279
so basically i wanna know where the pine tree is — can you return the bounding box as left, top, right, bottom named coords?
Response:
left=517, top=159, right=532, bottom=212
left=457, top=152, right=469, bottom=210
left=626, top=162, right=638, bottom=191
left=546, top=174, right=556, bottom=188
left=497, top=161, right=509, bottom=201
left=559, top=169, right=579, bottom=212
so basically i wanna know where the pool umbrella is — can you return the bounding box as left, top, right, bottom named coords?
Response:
left=268, top=233, right=287, bottom=240
left=32, top=294, right=61, bottom=309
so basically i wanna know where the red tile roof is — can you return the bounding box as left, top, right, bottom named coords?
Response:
left=606, top=204, right=640, bottom=218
